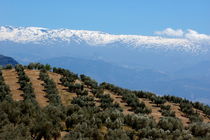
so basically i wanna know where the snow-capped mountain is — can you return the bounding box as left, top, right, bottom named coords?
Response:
left=1, top=26, right=210, bottom=53
left=1, top=26, right=210, bottom=104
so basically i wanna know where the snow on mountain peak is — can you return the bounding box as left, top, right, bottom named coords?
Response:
left=0, top=26, right=210, bottom=53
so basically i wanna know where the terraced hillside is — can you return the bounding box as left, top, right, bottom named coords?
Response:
left=0, top=63, right=210, bottom=140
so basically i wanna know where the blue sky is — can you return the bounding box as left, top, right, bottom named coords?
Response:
left=0, top=0, right=209, bottom=35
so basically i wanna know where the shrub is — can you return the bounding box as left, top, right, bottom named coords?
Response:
left=80, top=74, right=98, bottom=89
left=4, top=64, right=13, bottom=69
left=160, top=105, right=170, bottom=110
left=161, top=110, right=176, bottom=117
left=124, top=114, right=156, bottom=130
left=151, top=96, right=166, bottom=107
left=105, top=129, right=130, bottom=140
left=158, top=117, right=183, bottom=132
left=71, top=96, right=95, bottom=107
left=190, top=123, right=210, bottom=137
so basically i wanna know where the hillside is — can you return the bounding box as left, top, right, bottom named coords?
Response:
left=0, top=63, right=210, bottom=140
left=0, top=54, right=18, bottom=66
left=39, top=57, right=210, bottom=105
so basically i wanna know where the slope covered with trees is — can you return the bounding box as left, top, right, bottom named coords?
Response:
left=0, top=63, right=210, bottom=140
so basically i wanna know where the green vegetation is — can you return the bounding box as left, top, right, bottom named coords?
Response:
left=180, top=102, right=203, bottom=123
left=80, top=74, right=98, bottom=89
left=0, top=63, right=210, bottom=139
left=39, top=69, right=61, bottom=106
left=5, top=64, right=13, bottom=69
left=0, top=70, right=11, bottom=102
left=151, top=96, right=166, bottom=107
left=160, top=105, right=176, bottom=117
left=94, top=90, right=122, bottom=111
left=100, top=82, right=151, bottom=114
left=0, top=100, right=65, bottom=140
left=15, top=64, right=36, bottom=104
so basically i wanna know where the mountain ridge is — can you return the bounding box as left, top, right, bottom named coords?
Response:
left=1, top=26, right=209, bottom=53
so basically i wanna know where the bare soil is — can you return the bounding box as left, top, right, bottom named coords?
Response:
left=140, top=98, right=162, bottom=122
left=48, top=72, right=77, bottom=105
left=165, top=102, right=190, bottom=126
left=25, top=70, right=49, bottom=107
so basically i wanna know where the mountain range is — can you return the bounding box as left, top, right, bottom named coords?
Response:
left=0, top=26, right=210, bottom=104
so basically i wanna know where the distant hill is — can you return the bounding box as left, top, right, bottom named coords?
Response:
left=0, top=54, right=18, bottom=66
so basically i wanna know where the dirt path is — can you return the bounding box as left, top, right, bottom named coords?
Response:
left=165, top=102, right=190, bottom=126
left=2, top=69, right=23, bottom=101
left=25, top=70, right=49, bottom=107
left=104, top=90, right=133, bottom=115
left=48, top=72, right=77, bottom=105
left=140, top=98, right=162, bottom=122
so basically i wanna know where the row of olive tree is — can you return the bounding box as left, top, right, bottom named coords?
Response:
left=0, top=70, right=11, bottom=102
left=80, top=74, right=98, bottom=89
left=29, top=63, right=210, bottom=118
left=39, top=69, right=61, bottom=106
left=93, top=88, right=122, bottom=111
left=100, top=82, right=151, bottom=114
left=3, top=63, right=210, bottom=118
left=180, top=102, right=203, bottom=123
left=27, top=62, right=52, bottom=71
left=163, top=95, right=210, bottom=117
left=15, top=64, right=37, bottom=104
left=100, top=82, right=210, bottom=122
left=53, top=67, right=78, bottom=81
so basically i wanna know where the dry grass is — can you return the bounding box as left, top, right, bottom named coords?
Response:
left=2, top=69, right=23, bottom=101
left=24, top=70, right=49, bottom=107
left=104, top=89, right=133, bottom=115
left=48, top=72, right=77, bottom=106
left=140, top=98, right=162, bottom=122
